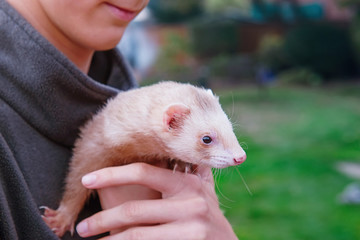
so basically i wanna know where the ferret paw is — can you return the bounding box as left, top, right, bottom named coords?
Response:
left=40, top=206, right=75, bottom=237
left=169, top=160, right=194, bottom=174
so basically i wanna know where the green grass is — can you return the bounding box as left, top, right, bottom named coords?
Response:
left=213, top=85, right=360, bottom=240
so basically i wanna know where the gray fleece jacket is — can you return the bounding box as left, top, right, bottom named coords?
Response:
left=0, top=0, right=137, bottom=239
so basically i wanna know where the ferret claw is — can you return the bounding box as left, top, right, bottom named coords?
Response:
left=185, top=163, right=192, bottom=174
left=40, top=206, right=72, bottom=237
left=39, top=206, right=57, bottom=217
left=39, top=206, right=51, bottom=216
left=39, top=206, right=50, bottom=214
left=39, top=206, right=50, bottom=210
left=172, top=163, right=178, bottom=173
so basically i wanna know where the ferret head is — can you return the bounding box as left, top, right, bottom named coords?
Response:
left=162, top=88, right=246, bottom=169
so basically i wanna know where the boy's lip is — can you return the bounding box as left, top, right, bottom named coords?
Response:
left=105, top=2, right=138, bottom=22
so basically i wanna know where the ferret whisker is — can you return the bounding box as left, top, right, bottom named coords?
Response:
left=173, top=168, right=191, bottom=192
left=209, top=155, right=228, bottom=161
left=192, top=161, right=207, bottom=176
left=213, top=171, right=233, bottom=208
left=230, top=91, right=235, bottom=121
left=235, top=167, right=253, bottom=196
left=191, top=165, right=198, bottom=175
left=192, top=161, right=208, bottom=174
left=216, top=168, right=235, bottom=203
left=210, top=155, right=227, bottom=159
left=217, top=197, right=231, bottom=209
left=212, top=168, right=220, bottom=183
left=240, top=142, right=248, bottom=150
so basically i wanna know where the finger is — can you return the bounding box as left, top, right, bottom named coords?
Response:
left=98, top=221, right=207, bottom=240
left=76, top=198, right=208, bottom=238
left=81, top=163, right=194, bottom=195
left=192, top=166, right=218, bottom=203
left=195, top=165, right=214, bottom=184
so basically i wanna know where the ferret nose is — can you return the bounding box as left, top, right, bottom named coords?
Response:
left=233, top=155, right=246, bottom=165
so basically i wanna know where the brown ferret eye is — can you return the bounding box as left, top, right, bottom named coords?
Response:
left=202, top=136, right=212, bottom=144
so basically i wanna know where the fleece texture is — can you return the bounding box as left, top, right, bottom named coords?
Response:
left=0, top=0, right=137, bottom=239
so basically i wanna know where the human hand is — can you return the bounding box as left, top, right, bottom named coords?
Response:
left=76, top=163, right=238, bottom=240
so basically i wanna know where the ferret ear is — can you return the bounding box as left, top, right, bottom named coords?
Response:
left=163, top=103, right=190, bottom=131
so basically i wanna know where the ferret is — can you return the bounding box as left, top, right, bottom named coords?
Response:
left=41, top=81, right=246, bottom=237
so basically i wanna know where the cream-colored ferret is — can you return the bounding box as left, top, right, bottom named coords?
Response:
left=42, top=81, right=246, bottom=237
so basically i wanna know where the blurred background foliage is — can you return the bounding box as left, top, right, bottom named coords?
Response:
left=148, top=0, right=203, bottom=23
left=141, top=0, right=360, bottom=86
left=119, top=0, right=360, bottom=239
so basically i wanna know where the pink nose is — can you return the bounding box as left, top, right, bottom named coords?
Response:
left=233, top=155, right=246, bottom=165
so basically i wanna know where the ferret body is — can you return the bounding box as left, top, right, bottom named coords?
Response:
left=42, top=81, right=246, bottom=237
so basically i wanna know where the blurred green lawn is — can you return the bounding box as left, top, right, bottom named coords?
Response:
left=214, top=85, right=360, bottom=240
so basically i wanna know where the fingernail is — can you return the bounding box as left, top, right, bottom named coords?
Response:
left=76, top=221, right=88, bottom=236
left=82, top=174, right=97, bottom=186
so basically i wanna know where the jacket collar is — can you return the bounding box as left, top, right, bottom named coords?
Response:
left=0, top=0, right=136, bottom=147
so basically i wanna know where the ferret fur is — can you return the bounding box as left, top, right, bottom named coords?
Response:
left=42, top=81, right=246, bottom=237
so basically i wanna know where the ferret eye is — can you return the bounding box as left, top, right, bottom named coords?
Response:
left=202, top=136, right=212, bottom=144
